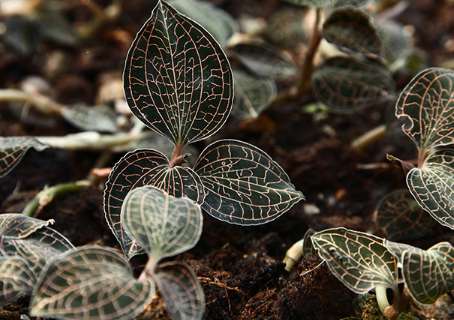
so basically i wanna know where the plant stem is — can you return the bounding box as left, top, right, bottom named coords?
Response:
left=298, top=8, right=323, bottom=95
left=351, top=125, right=387, bottom=152
left=375, top=285, right=400, bottom=320
left=139, top=258, right=157, bottom=282
left=22, top=180, right=91, bottom=217
left=169, top=143, right=185, bottom=167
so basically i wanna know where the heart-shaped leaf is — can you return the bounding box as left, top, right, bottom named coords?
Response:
left=154, top=262, right=205, bottom=320
left=406, top=149, right=454, bottom=229
left=322, top=8, right=382, bottom=57
left=0, top=256, right=35, bottom=307
left=124, top=0, right=234, bottom=146
left=396, top=68, right=454, bottom=150
left=0, top=213, right=53, bottom=239
left=121, top=186, right=203, bottom=264
left=104, top=149, right=204, bottom=258
left=311, top=228, right=398, bottom=293
left=168, top=0, right=238, bottom=46
left=312, top=56, right=394, bottom=112
left=0, top=137, right=48, bottom=178
left=374, top=190, right=436, bottom=241
left=31, top=246, right=155, bottom=320
left=231, top=42, right=297, bottom=80
left=61, top=105, right=119, bottom=133
left=283, top=0, right=372, bottom=8
left=233, top=69, right=277, bottom=120
left=194, top=139, right=304, bottom=225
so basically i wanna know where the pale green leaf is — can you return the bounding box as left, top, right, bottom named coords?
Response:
left=0, top=256, right=35, bottom=307
left=121, top=186, right=203, bottom=263
left=154, top=262, right=205, bottom=320
left=0, top=137, right=48, bottom=177
left=312, top=56, right=394, bottom=112
left=322, top=8, right=382, bottom=56
left=168, top=0, right=238, bottom=46
left=31, top=246, right=155, bottom=320
left=62, top=105, right=119, bottom=133
left=396, top=68, right=454, bottom=150
left=311, top=228, right=398, bottom=293
left=233, top=69, right=277, bottom=120
left=104, top=149, right=204, bottom=258
left=194, top=139, right=304, bottom=225
left=124, top=0, right=233, bottom=145
left=374, top=190, right=436, bottom=241
left=0, top=213, right=53, bottom=239
left=407, top=149, right=454, bottom=229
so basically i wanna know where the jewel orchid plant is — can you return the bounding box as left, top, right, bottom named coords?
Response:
left=103, top=0, right=304, bottom=259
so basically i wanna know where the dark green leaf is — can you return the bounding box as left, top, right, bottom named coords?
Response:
left=104, top=149, right=204, bottom=258
left=194, top=140, right=304, bottom=225
left=154, top=262, right=205, bottom=320
left=30, top=246, right=155, bottom=320
left=407, top=149, right=454, bottom=229
left=124, top=0, right=234, bottom=145
left=283, top=0, right=372, bottom=8
left=322, top=8, right=382, bottom=57
left=374, top=190, right=436, bottom=241
left=378, top=21, right=413, bottom=65
left=396, top=68, right=454, bottom=150
left=265, top=8, right=306, bottom=49
left=0, top=137, right=48, bottom=178
left=0, top=256, right=35, bottom=307
left=312, top=56, right=394, bottom=112
left=233, top=69, right=277, bottom=120
left=168, top=0, right=238, bottom=46
left=311, top=228, right=398, bottom=293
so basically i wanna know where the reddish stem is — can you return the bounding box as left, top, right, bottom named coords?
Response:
left=169, top=143, right=184, bottom=167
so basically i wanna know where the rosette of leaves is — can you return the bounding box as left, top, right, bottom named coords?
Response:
left=105, top=0, right=304, bottom=258
left=394, top=68, right=454, bottom=229
left=0, top=214, right=74, bottom=307
left=31, top=187, right=204, bottom=320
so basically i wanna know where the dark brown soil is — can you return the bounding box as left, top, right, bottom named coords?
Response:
left=1, top=0, right=453, bottom=319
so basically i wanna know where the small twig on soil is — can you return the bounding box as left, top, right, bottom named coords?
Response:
left=198, top=276, right=243, bottom=293
left=298, top=8, right=323, bottom=95
left=22, top=180, right=91, bottom=217
left=351, top=125, right=387, bottom=153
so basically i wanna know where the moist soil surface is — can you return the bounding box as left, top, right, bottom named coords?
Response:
left=1, top=0, right=453, bottom=319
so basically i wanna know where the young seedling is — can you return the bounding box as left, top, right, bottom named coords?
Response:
left=392, top=68, right=454, bottom=229
left=104, top=0, right=304, bottom=258
left=309, top=227, right=454, bottom=319
left=0, top=214, right=74, bottom=307
left=31, top=187, right=204, bottom=320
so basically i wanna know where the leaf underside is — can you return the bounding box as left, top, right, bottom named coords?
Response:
left=375, top=190, right=435, bottom=241
left=312, top=56, right=394, bottom=112
left=0, top=137, right=48, bottom=178
left=284, top=0, right=372, bottom=8
left=124, top=0, right=233, bottom=145
left=31, top=246, right=155, bottom=320
left=154, top=261, right=205, bottom=320
left=194, top=139, right=304, bottom=225
left=396, top=68, right=454, bottom=150
left=0, top=213, right=53, bottom=239
left=121, top=186, right=203, bottom=263
left=104, top=149, right=204, bottom=258
left=322, top=7, right=382, bottom=57
left=407, top=149, right=454, bottom=229
left=0, top=256, right=35, bottom=307
left=311, top=228, right=398, bottom=294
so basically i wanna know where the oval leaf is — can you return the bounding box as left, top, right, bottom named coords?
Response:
left=396, top=68, right=454, bottom=150
left=265, top=8, right=306, bottom=49
left=121, top=186, right=203, bottom=263
left=0, top=137, right=48, bottom=178
left=168, top=0, right=238, bottom=46
left=62, top=105, right=119, bottom=133
left=374, top=190, right=436, bottom=241
left=0, top=213, right=53, bottom=239
left=284, top=0, right=372, bottom=8
left=124, top=0, right=234, bottom=145
left=402, top=242, right=454, bottom=305
left=154, top=262, right=205, bottom=320
left=0, top=256, right=35, bottom=307
left=31, top=246, right=155, bottom=320
left=104, top=149, right=204, bottom=258
left=231, top=42, right=297, bottom=80
left=194, top=139, right=304, bottom=225
left=322, top=8, right=382, bottom=56
left=311, top=228, right=398, bottom=293
left=312, top=56, right=394, bottom=112
left=407, top=149, right=454, bottom=229
left=233, top=69, right=277, bottom=120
